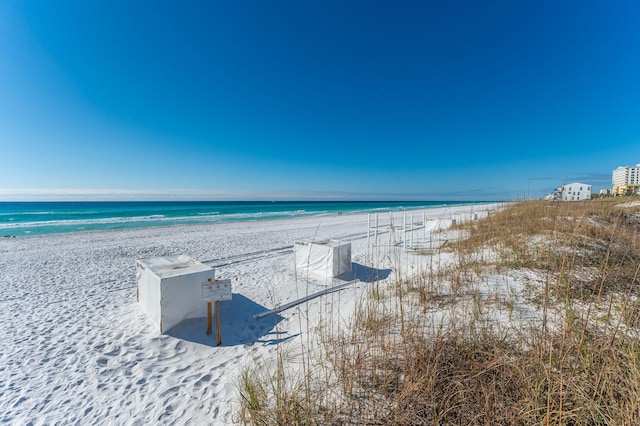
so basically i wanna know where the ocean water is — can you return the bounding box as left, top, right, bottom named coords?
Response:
left=0, top=201, right=481, bottom=237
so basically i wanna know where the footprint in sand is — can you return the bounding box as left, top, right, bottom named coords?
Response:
left=103, top=346, right=121, bottom=357
left=192, top=373, right=213, bottom=391
left=160, top=385, right=180, bottom=398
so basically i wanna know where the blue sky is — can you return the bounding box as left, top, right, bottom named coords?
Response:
left=1, top=0, right=639, bottom=201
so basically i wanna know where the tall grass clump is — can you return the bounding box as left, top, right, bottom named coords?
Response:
left=238, top=199, right=640, bottom=425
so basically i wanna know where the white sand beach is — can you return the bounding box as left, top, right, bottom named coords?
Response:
left=0, top=204, right=500, bottom=425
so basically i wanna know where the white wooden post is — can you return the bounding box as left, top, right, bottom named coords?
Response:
left=403, top=214, right=407, bottom=252
left=410, top=213, right=414, bottom=250
left=375, top=213, right=379, bottom=245
left=423, top=212, right=427, bottom=244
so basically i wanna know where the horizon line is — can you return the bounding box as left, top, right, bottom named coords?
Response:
left=0, top=188, right=512, bottom=202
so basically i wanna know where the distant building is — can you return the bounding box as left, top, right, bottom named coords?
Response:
left=544, top=182, right=592, bottom=201
left=544, top=187, right=563, bottom=201
left=558, top=182, right=592, bottom=201
left=599, top=189, right=611, bottom=196
left=612, top=164, right=640, bottom=195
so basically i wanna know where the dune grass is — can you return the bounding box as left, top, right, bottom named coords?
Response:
left=238, top=199, right=640, bottom=425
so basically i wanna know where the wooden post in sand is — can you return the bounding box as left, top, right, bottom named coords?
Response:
left=374, top=213, right=379, bottom=244
left=410, top=213, right=414, bottom=250
left=403, top=214, right=407, bottom=252
left=423, top=212, right=427, bottom=243
left=215, top=301, right=222, bottom=346
left=207, top=301, right=213, bottom=335
left=202, top=278, right=232, bottom=345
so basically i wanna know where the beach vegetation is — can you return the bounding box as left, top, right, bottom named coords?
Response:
left=238, top=199, right=640, bottom=425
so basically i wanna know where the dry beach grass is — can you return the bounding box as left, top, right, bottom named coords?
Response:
left=238, top=199, right=640, bottom=425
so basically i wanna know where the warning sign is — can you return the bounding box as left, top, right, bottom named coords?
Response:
left=202, top=279, right=232, bottom=302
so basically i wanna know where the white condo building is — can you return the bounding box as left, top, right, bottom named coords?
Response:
left=612, top=164, right=640, bottom=195
left=559, top=182, right=591, bottom=201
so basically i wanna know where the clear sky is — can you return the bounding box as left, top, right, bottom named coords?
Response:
left=1, top=0, right=639, bottom=201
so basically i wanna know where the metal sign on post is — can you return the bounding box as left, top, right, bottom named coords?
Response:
left=202, top=278, right=232, bottom=345
left=202, top=279, right=232, bottom=302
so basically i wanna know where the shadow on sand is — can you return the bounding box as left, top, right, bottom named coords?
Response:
left=168, top=263, right=390, bottom=347
left=167, top=293, right=288, bottom=347
left=336, top=262, right=392, bottom=283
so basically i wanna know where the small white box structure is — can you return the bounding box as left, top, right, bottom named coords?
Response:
left=294, top=240, right=352, bottom=279
left=136, top=255, right=214, bottom=333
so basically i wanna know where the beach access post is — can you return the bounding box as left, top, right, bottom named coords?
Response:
left=202, top=278, right=232, bottom=346
left=391, top=212, right=396, bottom=245
left=367, top=213, right=381, bottom=248
left=423, top=212, right=427, bottom=243
left=410, top=213, right=414, bottom=249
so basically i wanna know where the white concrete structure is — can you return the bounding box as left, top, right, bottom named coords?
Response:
left=559, top=182, right=591, bottom=201
left=294, top=240, right=351, bottom=280
left=612, top=163, right=640, bottom=195
left=136, top=255, right=214, bottom=333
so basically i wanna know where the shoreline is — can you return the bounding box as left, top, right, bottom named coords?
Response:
left=0, top=200, right=500, bottom=238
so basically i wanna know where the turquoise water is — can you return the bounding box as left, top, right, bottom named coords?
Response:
left=0, top=201, right=484, bottom=236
